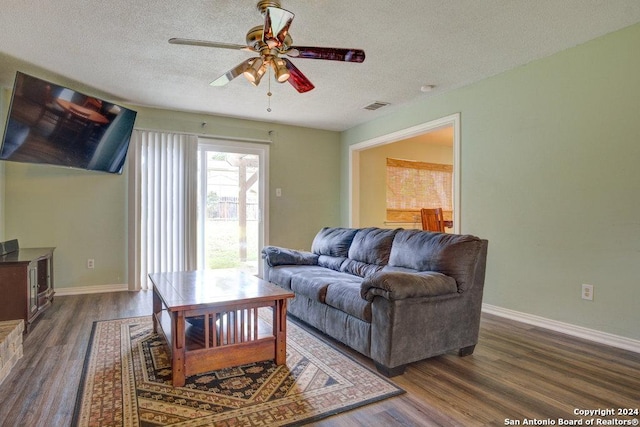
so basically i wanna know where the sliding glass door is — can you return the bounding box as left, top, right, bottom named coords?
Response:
left=197, top=139, right=268, bottom=276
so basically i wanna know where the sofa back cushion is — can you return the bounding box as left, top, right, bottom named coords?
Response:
left=317, top=255, right=347, bottom=271
left=348, top=227, right=399, bottom=265
left=388, top=229, right=483, bottom=292
left=311, top=227, right=358, bottom=258
left=340, top=260, right=383, bottom=278
left=339, top=228, right=400, bottom=277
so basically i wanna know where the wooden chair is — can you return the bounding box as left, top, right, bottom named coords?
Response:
left=421, top=208, right=445, bottom=232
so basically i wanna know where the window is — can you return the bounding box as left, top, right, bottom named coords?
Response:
left=386, top=158, right=453, bottom=222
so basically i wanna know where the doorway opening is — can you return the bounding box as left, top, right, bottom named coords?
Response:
left=349, top=113, right=461, bottom=233
left=197, top=139, right=269, bottom=276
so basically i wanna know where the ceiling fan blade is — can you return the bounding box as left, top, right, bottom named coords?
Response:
left=287, top=46, right=365, bottom=63
left=210, top=59, right=253, bottom=86
left=169, top=38, right=255, bottom=52
left=263, top=7, right=295, bottom=49
left=282, top=58, right=314, bottom=93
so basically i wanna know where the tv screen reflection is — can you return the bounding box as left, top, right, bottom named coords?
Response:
left=0, top=72, right=137, bottom=174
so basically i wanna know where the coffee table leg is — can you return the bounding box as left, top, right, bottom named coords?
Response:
left=172, top=311, right=186, bottom=387
left=274, top=298, right=288, bottom=365
left=152, top=288, right=161, bottom=333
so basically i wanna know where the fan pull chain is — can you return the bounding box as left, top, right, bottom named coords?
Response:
left=267, top=66, right=272, bottom=112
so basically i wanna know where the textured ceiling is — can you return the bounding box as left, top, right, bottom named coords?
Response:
left=1, top=1, right=639, bottom=131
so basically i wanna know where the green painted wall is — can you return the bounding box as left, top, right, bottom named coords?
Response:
left=341, top=23, right=640, bottom=340
left=5, top=163, right=128, bottom=287
left=3, top=102, right=340, bottom=289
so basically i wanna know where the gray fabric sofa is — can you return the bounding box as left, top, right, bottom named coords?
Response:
left=261, top=227, right=488, bottom=377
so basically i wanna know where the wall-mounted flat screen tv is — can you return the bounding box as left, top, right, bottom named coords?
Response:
left=0, top=71, right=137, bottom=174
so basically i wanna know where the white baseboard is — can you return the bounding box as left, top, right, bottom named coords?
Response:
left=482, top=303, right=640, bottom=353
left=55, top=283, right=129, bottom=296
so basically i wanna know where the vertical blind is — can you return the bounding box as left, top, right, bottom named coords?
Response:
left=386, top=158, right=453, bottom=222
left=128, top=130, right=198, bottom=290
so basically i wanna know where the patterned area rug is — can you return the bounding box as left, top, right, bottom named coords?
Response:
left=73, top=311, right=404, bottom=426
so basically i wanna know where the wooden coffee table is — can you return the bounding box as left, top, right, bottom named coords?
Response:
left=149, top=269, right=294, bottom=387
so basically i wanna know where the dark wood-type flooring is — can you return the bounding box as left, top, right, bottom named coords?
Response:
left=0, top=291, right=638, bottom=426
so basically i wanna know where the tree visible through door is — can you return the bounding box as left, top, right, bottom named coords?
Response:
left=199, top=150, right=260, bottom=274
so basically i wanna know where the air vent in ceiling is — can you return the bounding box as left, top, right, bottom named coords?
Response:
left=362, top=101, right=390, bottom=111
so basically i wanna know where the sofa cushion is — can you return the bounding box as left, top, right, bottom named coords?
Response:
left=318, top=255, right=347, bottom=271
left=324, top=279, right=371, bottom=322
left=268, top=265, right=319, bottom=290
left=336, top=227, right=398, bottom=278
left=311, top=227, right=358, bottom=257
left=388, top=230, right=483, bottom=292
left=289, top=267, right=355, bottom=303
left=340, top=259, right=383, bottom=278
left=348, top=227, right=400, bottom=265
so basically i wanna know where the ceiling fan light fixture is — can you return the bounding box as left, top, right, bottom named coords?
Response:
left=263, top=7, right=294, bottom=49
left=272, top=58, right=290, bottom=82
left=252, top=66, right=268, bottom=86
left=172, top=1, right=365, bottom=94
left=243, top=58, right=265, bottom=84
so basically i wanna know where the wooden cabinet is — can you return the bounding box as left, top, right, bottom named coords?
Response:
left=0, top=247, right=55, bottom=332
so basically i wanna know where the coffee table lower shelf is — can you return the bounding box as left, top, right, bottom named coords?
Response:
left=153, top=296, right=290, bottom=387
left=154, top=308, right=279, bottom=373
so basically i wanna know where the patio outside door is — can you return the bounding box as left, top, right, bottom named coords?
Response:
left=197, top=140, right=268, bottom=276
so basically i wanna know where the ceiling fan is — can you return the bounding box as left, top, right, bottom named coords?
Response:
left=169, top=0, right=366, bottom=93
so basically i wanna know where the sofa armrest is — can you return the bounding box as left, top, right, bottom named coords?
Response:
left=261, top=246, right=319, bottom=267
left=361, top=271, right=458, bottom=301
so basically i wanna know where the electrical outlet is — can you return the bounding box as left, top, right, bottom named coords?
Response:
left=581, top=284, right=594, bottom=301
left=87, top=258, right=95, bottom=269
